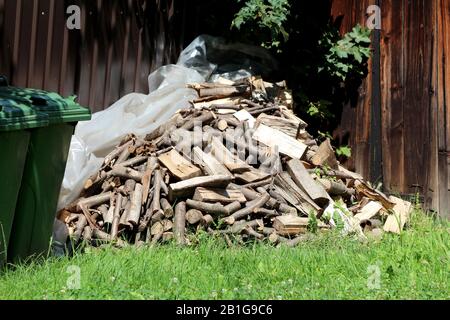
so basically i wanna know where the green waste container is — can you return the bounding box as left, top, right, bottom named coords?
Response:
left=0, top=95, right=48, bottom=267
left=0, top=86, right=91, bottom=263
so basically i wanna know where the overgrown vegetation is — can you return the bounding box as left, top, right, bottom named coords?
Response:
left=0, top=210, right=448, bottom=300
left=229, top=1, right=373, bottom=162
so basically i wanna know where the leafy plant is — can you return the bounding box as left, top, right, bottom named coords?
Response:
left=231, top=0, right=290, bottom=49
left=319, top=24, right=372, bottom=81
left=336, top=145, right=352, bottom=159
left=307, top=100, right=333, bottom=120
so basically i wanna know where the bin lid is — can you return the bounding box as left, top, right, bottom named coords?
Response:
left=0, top=87, right=91, bottom=124
left=0, top=97, right=49, bottom=131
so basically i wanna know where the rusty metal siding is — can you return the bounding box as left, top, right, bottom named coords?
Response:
left=0, top=0, right=186, bottom=113
left=331, top=0, right=450, bottom=217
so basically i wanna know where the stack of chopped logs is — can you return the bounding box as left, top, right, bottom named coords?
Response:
left=61, top=77, right=412, bottom=248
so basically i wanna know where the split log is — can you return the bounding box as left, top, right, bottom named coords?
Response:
left=110, top=194, right=123, bottom=239
left=162, top=232, right=174, bottom=242
left=103, top=199, right=115, bottom=226
left=173, top=202, right=187, bottom=245
left=158, top=149, right=202, bottom=180
left=234, top=168, right=271, bottom=184
left=354, top=201, right=383, bottom=222
left=275, top=173, right=321, bottom=215
left=193, top=187, right=246, bottom=203
left=286, top=159, right=330, bottom=207
left=383, top=196, right=412, bottom=234
left=273, top=216, right=309, bottom=237
left=169, top=175, right=233, bottom=200
left=192, top=147, right=232, bottom=176
left=210, top=137, right=251, bottom=173
left=252, top=124, right=307, bottom=159
left=354, top=180, right=395, bottom=210
left=256, top=114, right=307, bottom=139
left=311, top=139, right=339, bottom=169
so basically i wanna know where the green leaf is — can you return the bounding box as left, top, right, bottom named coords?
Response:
left=336, top=146, right=352, bottom=158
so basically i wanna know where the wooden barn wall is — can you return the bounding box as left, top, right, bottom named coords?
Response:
left=0, top=0, right=188, bottom=113
left=331, top=0, right=450, bottom=217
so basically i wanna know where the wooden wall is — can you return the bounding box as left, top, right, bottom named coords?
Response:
left=331, top=0, right=450, bottom=217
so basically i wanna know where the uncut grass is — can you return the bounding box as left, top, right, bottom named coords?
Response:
left=0, top=210, right=448, bottom=300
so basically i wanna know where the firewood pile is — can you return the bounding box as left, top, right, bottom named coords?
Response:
left=60, top=77, right=413, bottom=248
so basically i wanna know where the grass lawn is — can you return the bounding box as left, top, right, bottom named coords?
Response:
left=0, top=209, right=448, bottom=300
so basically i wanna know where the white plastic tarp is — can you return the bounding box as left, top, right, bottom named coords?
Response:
left=57, top=35, right=276, bottom=210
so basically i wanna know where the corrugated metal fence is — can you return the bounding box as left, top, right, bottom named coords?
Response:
left=331, top=0, right=450, bottom=217
left=0, top=0, right=187, bottom=113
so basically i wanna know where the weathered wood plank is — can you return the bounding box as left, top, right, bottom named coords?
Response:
left=252, top=124, right=307, bottom=159
left=193, top=187, right=246, bottom=204
left=383, top=196, right=412, bottom=234
left=192, top=146, right=232, bottom=176
left=286, top=159, right=330, bottom=207
left=158, top=149, right=202, bottom=181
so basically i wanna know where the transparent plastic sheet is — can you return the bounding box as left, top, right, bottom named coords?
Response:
left=58, top=35, right=276, bottom=211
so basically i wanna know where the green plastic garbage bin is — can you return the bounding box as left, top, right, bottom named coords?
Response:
left=0, top=96, right=48, bottom=267
left=0, top=86, right=91, bottom=263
